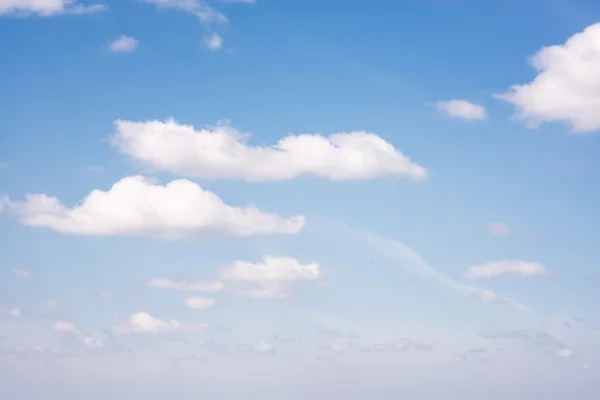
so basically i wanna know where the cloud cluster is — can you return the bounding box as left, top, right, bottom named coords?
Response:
left=111, top=119, right=428, bottom=182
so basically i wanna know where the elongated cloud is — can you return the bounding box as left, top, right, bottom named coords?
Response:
left=2, top=175, right=305, bottom=240
left=111, top=119, right=428, bottom=182
left=0, top=0, right=105, bottom=16
left=463, top=261, right=547, bottom=280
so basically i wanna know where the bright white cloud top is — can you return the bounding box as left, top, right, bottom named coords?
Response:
left=436, top=99, right=487, bottom=121
left=110, top=119, right=428, bottom=182
left=496, top=23, right=600, bottom=133
left=463, top=260, right=547, bottom=279
left=2, top=175, right=305, bottom=239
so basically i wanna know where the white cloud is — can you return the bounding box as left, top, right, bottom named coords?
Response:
left=557, top=348, right=573, bottom=358
left=52, top=320, right=80, bottom=334
left=112, top=312, right=181, bottom=334
left=202, top=32, right=223, bottom=50
left=463, top=261, right=547, bottom=280
left=436, top=100, right=487, bottom=121
left=147, top=278, right=224, bottom=292
left=0, top=306, right=21, bottom=317
left=3, top=175, right=305, bottom=240
left=82, top=336, right=103, bottom=348
left=0, top=0, right=105, bottom=16
left=184, top=296, right=215, bottom=309
left=108, top=35, right=139, bottom=53
left=488, top=222, right=512, bottom=235
left=253, top=341, right=274, bottom=354
left=12, top=268, right=32, bottom=277
left=216, top=256, right=323, bottom=299
left=141, top=0, right=227, bottom=23
left=495, top=23, right=600, bottom=133
left=111, top=119, right=428, bottom=182
left=472, top=290, right=498, bottom=303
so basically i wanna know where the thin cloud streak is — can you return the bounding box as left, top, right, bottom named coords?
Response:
left=335, top=222, right=537, bottom=319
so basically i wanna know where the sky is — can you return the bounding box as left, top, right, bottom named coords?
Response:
left=1, top=0, right=600, bottom=398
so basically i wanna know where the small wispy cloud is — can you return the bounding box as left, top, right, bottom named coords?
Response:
left=436, top=99, right=487, bottom=121
left=0, top=1, right=105, bottom=17
left=108, top=35, right=139, bottom=53
left=202, top=32, right=223, bottom=50
left=12, top=268, right=32, bottom=278
left=463, top=261, right=547, bottom=280
left=488, top=222, right=512, bottom=235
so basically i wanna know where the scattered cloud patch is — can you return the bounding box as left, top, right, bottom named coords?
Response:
left=0, top=0, right=105, bottom=16
left=0, top=306, right=21, bottom=317
left=216, top=256, right=323, bottom=299
left=488, top=222, right=512, bottom=236
left=3, top=175, right=305, bottom=240
left=202, top=32, right=223, bottom=50
left=52, top=320, right=80, bottom=334
left=108, top=35, right=139, bottom=53
left=184, top=296, right=215, bottom=309
left=111, top=119, right=428, bottom=182
left=147, top=278, right=224, bottom=292
left=495, top=23, right=600, bottom=133
left=557, top=348, right=573, bottom=358
left=464, top=261, right=547, bottom=279
left=112, top=312, right=181, bottom=334
left=436, top=99, right=487, bottom=121
left=12, top=268, right=32, bottom=277
left=141, top=0, right=227, bottom=23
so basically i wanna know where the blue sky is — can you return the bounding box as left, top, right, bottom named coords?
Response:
left=1, top=0, right=600, bottom=398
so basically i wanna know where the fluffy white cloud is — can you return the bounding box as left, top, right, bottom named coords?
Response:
left=216, top=256, right=323, bottom=299
left=2, top=175, right=305, bottom=240
left=463, top=261, right=547, bottom=280
left=436, top=100, right=486, bottom=121
left=0, top=306, right=21, bottom=317
left=557, top=348, right=573, bottom=358
left=52, top=320, right=80, bottom=334
left=0, top=0, right=104, bottom=16
left=110, top=119, right=428, bottom=182
left=202, top=32, right=223, bottom=50
left=141, top=0, right=226, bottom=23
left=12, top=268, right=32, bottom=277
left=184, top=296, right=215, bottom=309
left=496, top=23, right=600, bottom=133
left=108, top=35, right=139, bottom=53
left=147, top=278, right=224, bottom=292
left=488, top=222, right=512, bottom=235
left=112, top=312, right=181, bottom=334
